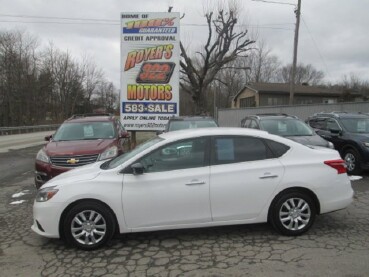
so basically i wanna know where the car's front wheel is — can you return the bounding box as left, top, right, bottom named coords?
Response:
left=343, top=149, right=362, bottom=175
left=270, top=191, right=316, bottom=236
left=63, top=201, right=116, bottom=250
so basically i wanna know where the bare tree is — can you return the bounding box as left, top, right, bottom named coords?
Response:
left=277, top=63, right=325, bottom=85
left=180, top=2, right=255, bottom=113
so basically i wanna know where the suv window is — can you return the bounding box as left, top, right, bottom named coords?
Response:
left=138, top=138, right=208, bottom=173
left=211, top=136, right=271, bottom=165
left=308, top=118, right=326, bottom=130
left=326, top=119, right=341, bottom=131
left=340, top=117, right=369, bottom=133
left=53, top=122, right=116, bottom=141
left=249, top=120, right=259, bottom=129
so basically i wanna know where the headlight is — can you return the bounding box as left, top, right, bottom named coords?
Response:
left=36, top=186, right=59, bottom=202
left=36, top=148, right=49, bottom=163
left=99, top=146, right=118, bottom=160
left=328, top=142, right=334, bottom=149
left=363, top=142, right=369, bottom=147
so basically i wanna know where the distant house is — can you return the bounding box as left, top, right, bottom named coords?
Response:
left=232, top=83, right=363, bottom=108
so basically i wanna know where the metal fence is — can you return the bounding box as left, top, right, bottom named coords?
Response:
left=0, top=124, right=60, bottom=136
left=217, top=101, right=369, bottom=127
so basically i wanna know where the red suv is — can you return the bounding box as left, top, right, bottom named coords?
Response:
left=35, top=114, right=129, bottom=189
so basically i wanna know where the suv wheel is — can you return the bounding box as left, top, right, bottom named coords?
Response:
left=344, top=149, right=362, bottom=175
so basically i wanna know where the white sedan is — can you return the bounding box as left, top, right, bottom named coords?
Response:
left=32, top=128, right=353, bottom=250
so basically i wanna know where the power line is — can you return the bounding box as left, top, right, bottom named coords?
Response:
left=0, top=14, right=293, bottom=30
left=301, top=15, right=331, bottom=78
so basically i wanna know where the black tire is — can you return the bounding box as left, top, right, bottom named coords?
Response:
left=269, top=191, right=316, bottom=236
left=63, top=201, right=116, bottom=250
left=343, top=149, right=362, bottom=175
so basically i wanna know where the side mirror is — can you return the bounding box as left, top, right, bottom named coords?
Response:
left=131, top=162, right=144, bottom=175
left=44, top=135, right=52, bottom=141
left=330, top=128, right=341, bottom=136
left=156, top=131, right=164, bottom=135
left=119, top=131, right=130, bottom=139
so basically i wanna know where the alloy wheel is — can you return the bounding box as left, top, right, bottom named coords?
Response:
left=279, top=198, right=311, bottom=231
left=71, top=210, right=107, bottom=245
left=344, top=153, right=355, bottom=172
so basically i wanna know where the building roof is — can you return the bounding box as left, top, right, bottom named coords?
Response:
left=233, top=83, right=361, bottom=102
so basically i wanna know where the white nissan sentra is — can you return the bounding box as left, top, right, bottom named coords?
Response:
left=32, top=128, right=353, bottom=250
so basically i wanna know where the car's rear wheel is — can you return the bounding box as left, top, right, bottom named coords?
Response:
left=63, top=201, right=115, bottom=250
left=343, top=149, right=362, bottom=175
left=270, top=191, right=316, bottom=236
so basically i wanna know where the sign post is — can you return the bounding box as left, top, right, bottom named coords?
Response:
left=120, top=12, right=180, bottom=135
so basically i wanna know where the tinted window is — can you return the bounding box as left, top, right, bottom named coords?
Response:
left=264, top=139, right=290, bottom=157
left=326, top=119, right=341, bottom=131
left=138, top=138, right=208, bottom=173
left=212, top=136, right=269, bottom=165
left=309, top=118, right=327, bottom=130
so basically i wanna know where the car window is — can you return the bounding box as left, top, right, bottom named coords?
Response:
left=259, top=118, right=313, bottom=136
left=264, top=139, right=290, bottom=157
left=168, top=120, right=217, bottom=131
left=340, top=118, right=369, bottom=133
left=138, top=138, right=208, bottom=173
left=326, top=119, right=341, bottom=131
left=104, top=137, right=163, bottom=169
left=53, top=122, right=116, bottom=141
left=211, top=136, right=270, bottom=165
left=249, top=120, right=259, bottom=129
left=308, top=118, right=326, bottom=130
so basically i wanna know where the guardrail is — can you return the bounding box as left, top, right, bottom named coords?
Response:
left=0, top=124, right=60, bottom=136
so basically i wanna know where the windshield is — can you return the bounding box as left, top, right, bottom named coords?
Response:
left=103, top=137, right=163, bottom=169
left=340, top=118, right=369, bottom=133
left=260, top=118, right=313, bottom=136
left=168, top=120, right=218, bottom=131
left=53, top=122, right=116, bottom=141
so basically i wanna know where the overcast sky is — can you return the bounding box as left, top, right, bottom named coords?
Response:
left=1, top=0, right=368, bottom=87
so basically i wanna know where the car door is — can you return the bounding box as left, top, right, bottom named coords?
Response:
left=209, top=136, right=284, bottom=221
left=122, top=137, right=212, bottom=229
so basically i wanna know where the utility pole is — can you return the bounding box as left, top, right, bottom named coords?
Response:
left=289, top=0, right=302, bottom=105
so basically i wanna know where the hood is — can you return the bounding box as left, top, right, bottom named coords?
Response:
left=286, top=134, right=329, bottom=147
left=43, top=161, right=104, bottom=188
left=45, top=139, right=115, bottom=156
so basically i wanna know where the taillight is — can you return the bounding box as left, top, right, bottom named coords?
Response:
left=324, top=159, right=347, bottom=174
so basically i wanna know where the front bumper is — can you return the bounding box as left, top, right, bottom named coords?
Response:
left=31, top=200, right=64, bottom=238
left=35, top=161, right=71, bottom=189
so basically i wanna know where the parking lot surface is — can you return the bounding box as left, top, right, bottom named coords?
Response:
left=1, top=146, right=369, bottom=276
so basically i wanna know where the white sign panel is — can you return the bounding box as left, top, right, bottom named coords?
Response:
left=120, top=12, right=180, bottom=131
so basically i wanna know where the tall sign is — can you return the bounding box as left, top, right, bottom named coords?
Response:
left=120, top=12, right=180, bottom=131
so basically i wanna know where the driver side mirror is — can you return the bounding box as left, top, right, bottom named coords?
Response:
left=44, top=135, right=52, bottom=141
left=329, top=128, right=341, bottom=136
left=131, top=162, right=144, bottom=175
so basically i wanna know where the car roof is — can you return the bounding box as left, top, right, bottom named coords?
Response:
left=310, top=112, right=369, bottom=119
left=245, top=114, right=298, bottom=120
left=168, top=116, right=216, bottom=121
left=158, top=127, right=287, bottom=143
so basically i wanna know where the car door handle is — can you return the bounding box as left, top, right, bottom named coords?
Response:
left=259, top=175, right=278, bottom=179
left=185, top=181, right=206, bottom=186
